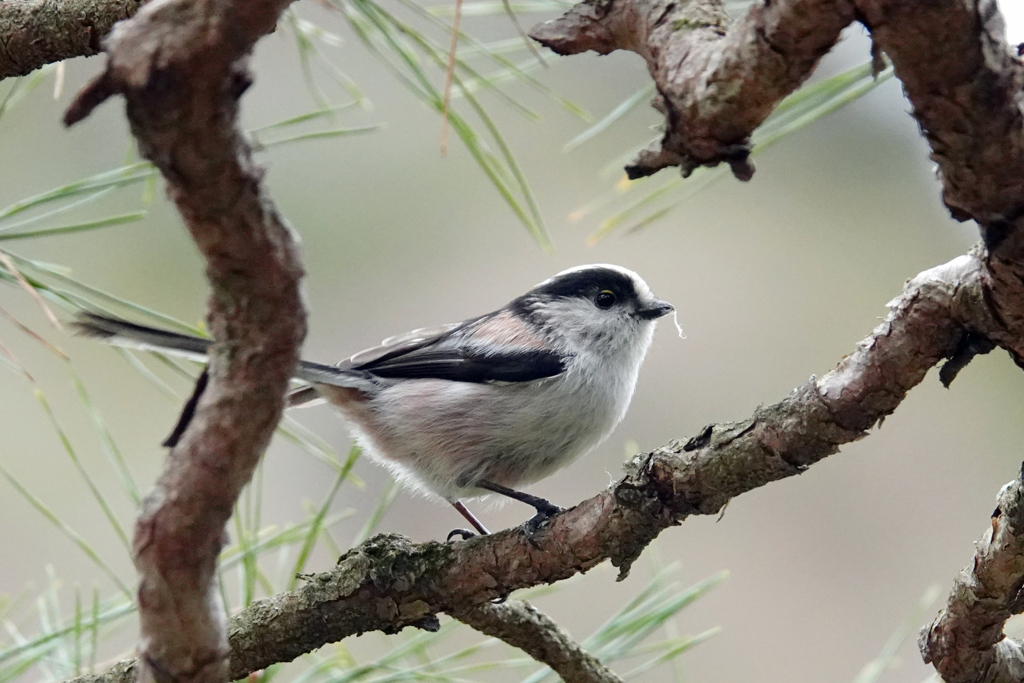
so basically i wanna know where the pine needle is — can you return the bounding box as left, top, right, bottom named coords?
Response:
left=439, top=0, right=465, bottom=156
left=0, top=250, right=62, bottom=332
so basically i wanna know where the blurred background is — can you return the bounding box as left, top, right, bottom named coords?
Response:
left=2, top=1, right=1023, bottom=682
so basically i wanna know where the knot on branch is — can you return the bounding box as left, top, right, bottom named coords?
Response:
left=625, top=138, right=754, bottom=181
left=531, top=0, right=757, bottom=179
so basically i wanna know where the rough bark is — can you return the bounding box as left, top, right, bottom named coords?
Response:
left=533, top=0, right=853, bottom=179
left=63, top=2, right=305, bottom=683
left=0, top=0, right=143, bottom=80
left=530, top=0, right=1024, bottom=219
left=855, top=0, right=1024, bottom=235
left=920, top=466, right=1024, bottom=683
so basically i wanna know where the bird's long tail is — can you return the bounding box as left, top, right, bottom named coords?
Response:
left=71, top=313, right=373, bottom=403
left=72, top=313, right=213, bottom=359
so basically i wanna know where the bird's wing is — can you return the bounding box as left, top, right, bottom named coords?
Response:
left=340, top=322, right=466, bottom=368
left=349, top=310, right=565, bottom=384
left=356, top=345, right=564, bottom=383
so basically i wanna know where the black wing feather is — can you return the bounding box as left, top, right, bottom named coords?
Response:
left=356, top=345, right=564, bottom=383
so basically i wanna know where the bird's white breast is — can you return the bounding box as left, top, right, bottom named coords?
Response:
left=341, top=334, right=648, bottom=501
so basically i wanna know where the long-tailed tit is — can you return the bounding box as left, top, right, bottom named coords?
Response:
left=73, top=264, right=674, bottom=537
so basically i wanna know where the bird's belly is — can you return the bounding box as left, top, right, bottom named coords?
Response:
left=354, top=377, right=618, bottom=500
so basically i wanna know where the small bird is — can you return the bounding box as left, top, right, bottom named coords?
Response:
left=73, top=264, right=674, bottom=537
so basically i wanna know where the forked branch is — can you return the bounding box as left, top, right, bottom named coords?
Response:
left=450, top=600, right=623, bottom=683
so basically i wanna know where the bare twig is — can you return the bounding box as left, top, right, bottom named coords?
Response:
left=63, top=2, right=305, bottom=683
left=0, top=0, right=144, bottom=81
left=451, top=600, right=622, bottom=683
left=919, top=465, right=1024, bottom=683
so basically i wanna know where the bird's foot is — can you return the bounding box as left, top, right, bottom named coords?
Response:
left=447, top=528, right=477, bottom=542
left=522, top=502, right=565, bottom=543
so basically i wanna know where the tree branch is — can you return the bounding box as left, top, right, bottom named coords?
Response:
left=533, top=0, right=854, bottom=179
left=919, top=465, right=1024, bottom=683
left=0, top=0, right=143, bottom=80
left=66, top=245, right=1024, bottom=683
left=530, top=0, right=1024, bottom=226
left=63, top=2, right=304, bottom=683
left=450, top=600, right=622, bottom=683
left=856, top=0, right=1024, bottom=230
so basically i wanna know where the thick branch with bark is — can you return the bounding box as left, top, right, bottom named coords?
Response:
left=64, top=2, right=305, bottom=683
left=920, top=466, right=1024, bottom=683
left=0, top=0, right=142, bottom=80
left=530, top=0, right=1024, bottom=219
left=856, top=0, right=1024, bottom=233
left=66, top=245, right=1024, bottom=683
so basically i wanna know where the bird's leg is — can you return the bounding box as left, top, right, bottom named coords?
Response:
left=478, top=480, right=563, bottom=516
left=447, top=500, right=509, bottom=603
left=448, top=500, right=491, bottom=541
left=477, top=480, right=564, bottom=535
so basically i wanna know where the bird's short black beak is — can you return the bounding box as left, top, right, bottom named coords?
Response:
left=636, top=300, right=674, bottom=320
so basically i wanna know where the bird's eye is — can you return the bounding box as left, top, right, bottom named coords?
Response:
left=595, top=290, right=616, bottom=309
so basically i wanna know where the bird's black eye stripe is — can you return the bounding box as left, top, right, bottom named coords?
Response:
left=595, top=290, right=616, bottom=308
